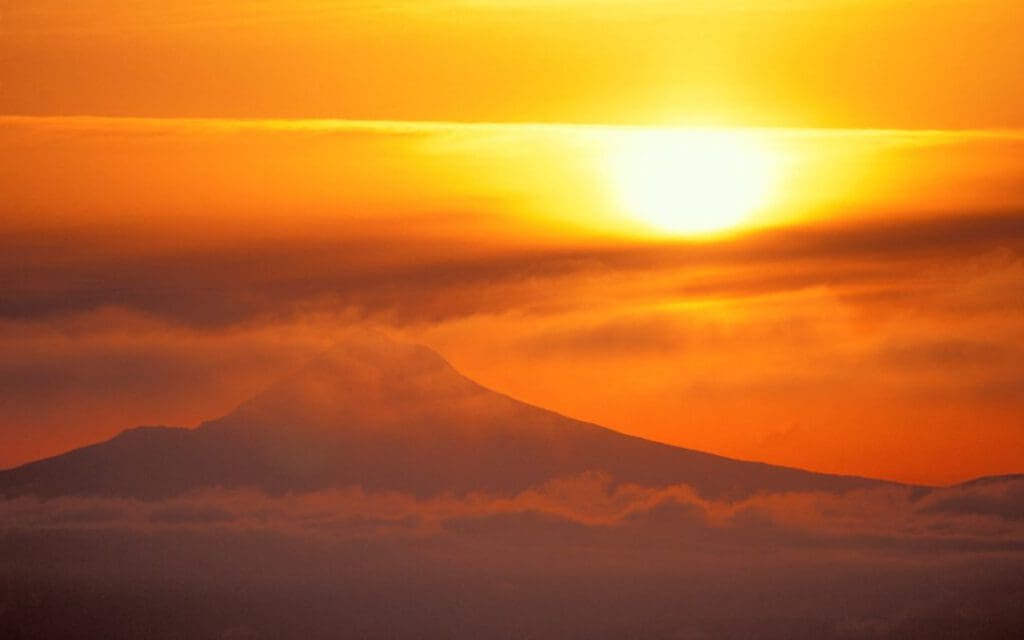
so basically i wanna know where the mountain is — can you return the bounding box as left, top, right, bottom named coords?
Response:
left=0, top=333, right=894, bottom=500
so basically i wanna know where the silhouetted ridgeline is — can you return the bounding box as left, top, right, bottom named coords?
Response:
left=0, top=335, right=888, bottom=500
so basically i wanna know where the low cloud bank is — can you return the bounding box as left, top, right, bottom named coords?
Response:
left=3, top=473, right=1022, bottom=552
left=3, top=475, right=1023, bottom=639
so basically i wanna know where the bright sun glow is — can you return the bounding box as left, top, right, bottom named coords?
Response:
left=609, top=129, right=780, bottom=235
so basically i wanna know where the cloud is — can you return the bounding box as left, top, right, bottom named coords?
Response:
left=2, top=212, right=1022, bottom=327
left=876, top=339, right=1015, bottom=369
left=918, top=476, right=1024, bottom=522
left=3, top=474, right=1023, bottom=552
left=2, top=477, right=1023, bottom=639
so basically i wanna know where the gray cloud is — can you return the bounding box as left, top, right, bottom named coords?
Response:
left=2, top=212, right=1022, bottom=328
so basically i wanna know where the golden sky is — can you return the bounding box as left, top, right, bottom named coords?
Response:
left=4, top=1, right=1023, bottom=127
left=1, top=1, right=1022, bottom=484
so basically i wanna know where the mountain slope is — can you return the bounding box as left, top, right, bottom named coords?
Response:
left=0, top=334, right=894, bottom=500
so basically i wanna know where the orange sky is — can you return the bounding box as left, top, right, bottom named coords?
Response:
left=3, top=1, right=1023, bottom=127
left=1, top=2, right=1023, bottom=484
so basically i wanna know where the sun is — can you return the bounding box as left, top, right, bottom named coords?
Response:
left=608, top=129, right=780, bottom=236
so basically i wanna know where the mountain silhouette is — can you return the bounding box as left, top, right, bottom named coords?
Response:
left=0, top=333, right=893, bottom=500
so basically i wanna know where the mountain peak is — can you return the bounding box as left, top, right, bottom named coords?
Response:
left=1, top=332, right=892, bottom=499
left=201, top=331, right=514, bottom=437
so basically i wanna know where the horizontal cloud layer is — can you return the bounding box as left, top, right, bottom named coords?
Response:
left=2, top=477, right=1023, bottom=639
left=2, top=474, right=1023, bottom=551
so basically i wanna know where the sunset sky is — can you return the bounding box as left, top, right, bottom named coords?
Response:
left=2, top=0, right=1023, bottom=484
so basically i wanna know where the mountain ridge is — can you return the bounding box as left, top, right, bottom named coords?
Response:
left=0, top=334, right=924, bottom=500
